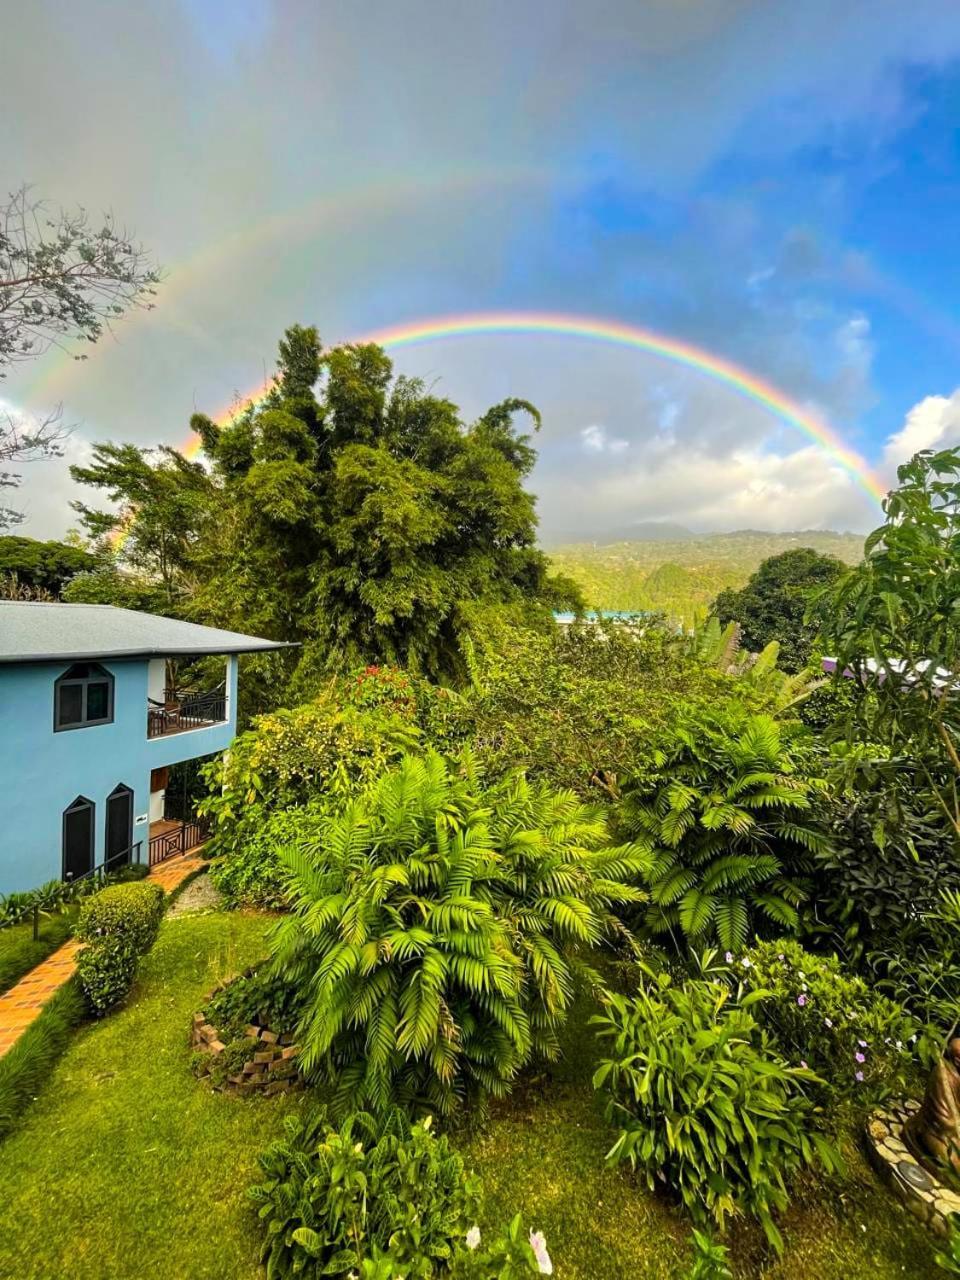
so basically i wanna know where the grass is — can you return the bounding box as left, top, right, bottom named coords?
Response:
left=0, top=906, right=78, bottom=995
left=0, top=977, right=85, bottom=1140
left=0, top=911, right=943, bottom=1280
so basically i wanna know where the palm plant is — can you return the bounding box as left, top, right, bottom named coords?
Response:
left=620, top=713, right=827, bottom=953
left=267, top=751, right=648, bottom=1112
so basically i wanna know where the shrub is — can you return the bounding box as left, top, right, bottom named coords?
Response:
left=204, top=967, right=305, bottom=1040
left=619, top=712, right=828, bottom=952
left=592, top=967, right=840, bottom=1252
left=209, top=805, right=328, bottom=910
left=75, top=881, right=165, bottom=1013
left=199, top=694, right=418, bottom=904
left=249, top=1107, right=481, bottom=1277
left=268, top=751, right=648, bottom=1113
left=735, top=939, right=920, bottom=1105
left=0, top=979, right=85, bottom=1140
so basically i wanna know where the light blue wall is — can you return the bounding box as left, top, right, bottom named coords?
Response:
left=0, top=654, right=238, bottom=893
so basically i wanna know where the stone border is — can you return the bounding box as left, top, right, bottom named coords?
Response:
left=865, top=1099, right=960, bottom=1237
left=191, top=1011, right=302, bottom=1096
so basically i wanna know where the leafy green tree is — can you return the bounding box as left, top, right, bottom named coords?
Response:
left=712, top=547, right=846, bottom=672
left=453, top=617, right=772, bottom=800
left=0, top=535, right=94, bottom=594
left=821, top=447, right=960, bottom=840
left=620, top=713, right=827, bottom=952
left=267, top=752, right=647, bottom=1112
left=69, top=443, right=214, bottom=609
left=190, top=327, right=581, bottom=683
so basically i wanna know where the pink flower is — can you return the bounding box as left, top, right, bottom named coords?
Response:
left=855, top=1070, right=864, bottom=1082
left=529, top=1230, right=553, bottom=1275
left=800, top=1060, right=808, bottom=1069
left=855, top=1052, right=865, bottom=1063
left=797, top=994, right=807, bottom=1006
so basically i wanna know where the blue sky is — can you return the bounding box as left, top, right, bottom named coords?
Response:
left=3, top=1, right=960, bottom=537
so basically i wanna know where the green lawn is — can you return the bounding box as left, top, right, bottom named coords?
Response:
left=0, top=909, right=942, bottom=1280
left=0, top=905, right=78, bottom=995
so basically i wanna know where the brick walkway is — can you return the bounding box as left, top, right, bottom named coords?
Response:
left=0, top=853, right=205, bottom=1057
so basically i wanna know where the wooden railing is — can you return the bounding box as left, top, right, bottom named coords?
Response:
left=148, top=819, right=209, bottom=867
left=147, top=688, right=227, bottom=739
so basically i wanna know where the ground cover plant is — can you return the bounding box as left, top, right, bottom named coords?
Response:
left=0, top=903, right=78, bottom=995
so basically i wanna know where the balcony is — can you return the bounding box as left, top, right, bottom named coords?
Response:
left=148, top=817, right=210, bottom=866
left=147, top=686, right=227, bottom=739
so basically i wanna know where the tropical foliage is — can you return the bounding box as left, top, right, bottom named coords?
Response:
left=267, top=752, right=647, bottom=1112
left=592, top=966, right=841, bottom=1251
left=734, top=938, right=920, bottom=1105
left=619, top=713, right=827, bottom=952
left=821, top=446, right=960, bottom=842
left=712, top=547, right=846, bottom=672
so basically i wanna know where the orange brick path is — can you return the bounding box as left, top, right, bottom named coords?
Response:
left=0, top=852, right=205, bottom=1057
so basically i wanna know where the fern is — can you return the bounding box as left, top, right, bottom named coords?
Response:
left=621, top=712, right=826, bottom=952
left=269, top=751, right=646, bottom=1112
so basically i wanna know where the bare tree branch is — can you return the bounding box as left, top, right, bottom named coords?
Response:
left=0, top=185, right=161, bottom=373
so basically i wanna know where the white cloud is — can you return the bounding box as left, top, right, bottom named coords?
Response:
left=580, top=424, right=629, bottom=454
left=539, top=441, right=877, bottom=535
left=883, top=389, right=960, bottom=469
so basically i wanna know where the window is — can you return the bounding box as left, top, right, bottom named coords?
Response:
left=54, top=663, right=114, bottom=731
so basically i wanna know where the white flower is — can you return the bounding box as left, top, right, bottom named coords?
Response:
left=529, top=1230, right=553, bottom=1275
left=465, top=1225, right=481, bottom=1251
left=741, top=957, right=752, bottom=969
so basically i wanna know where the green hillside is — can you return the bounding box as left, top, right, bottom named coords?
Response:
left=548, top=530, right=865, bottom=627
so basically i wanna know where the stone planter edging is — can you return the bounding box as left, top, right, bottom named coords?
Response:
left=191, top=1009, right=302, bottom=1096
left=865, top=1098, right=960, bottom=1238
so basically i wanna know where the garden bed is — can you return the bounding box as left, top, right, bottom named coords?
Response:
left=191, top=1008, right=301, bottom=1095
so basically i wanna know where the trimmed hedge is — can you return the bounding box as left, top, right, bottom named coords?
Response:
left=0, top=979, right=86, bottom=1141
left=75, top=882, right=165, bottom=1013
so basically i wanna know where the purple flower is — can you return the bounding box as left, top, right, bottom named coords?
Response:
left=855, top=1052, right=866, bottom=1064
left=858, top=1039, right=867, bottom=1048
left=725, top=952, right=733, bottom=964
left=855, top=1070, right=864, bottom=1082
left=797, top=994, right=807, bottom=1007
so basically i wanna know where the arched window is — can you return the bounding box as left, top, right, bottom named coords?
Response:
left=54, top=663, right=114, bottom=731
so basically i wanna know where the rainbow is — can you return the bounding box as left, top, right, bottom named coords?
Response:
left=183, top=311, right=887, bottom=505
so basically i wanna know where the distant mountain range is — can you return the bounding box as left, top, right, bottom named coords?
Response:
left=546, top=529, right=864, bottom=628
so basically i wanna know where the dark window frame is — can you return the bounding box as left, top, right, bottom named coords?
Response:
left=54, top=662, right=115, bottom=732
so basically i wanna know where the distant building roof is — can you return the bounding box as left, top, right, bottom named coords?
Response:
left=0, top=602, right=294, bottom=664
left=553, top=610, right=650, bottom=625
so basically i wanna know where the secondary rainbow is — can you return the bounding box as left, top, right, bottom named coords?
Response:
left=183, top=311, right=887, bottom=505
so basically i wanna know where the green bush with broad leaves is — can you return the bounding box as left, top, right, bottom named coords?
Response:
left=267, top=750, right=648, bottom=1113
left=592, top=965, right=840, bottom=1252
left=619, top=712, right=828, bottom=953
left=199, top=692, right=419, bottom=906
left=74, top=881, right=165, bottom=1013
left=734, top=938, right=921, bottom=1104
left=249, top=1107, right=544, bottom=1278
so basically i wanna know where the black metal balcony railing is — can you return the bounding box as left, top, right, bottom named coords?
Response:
left=147, top=688, right=227, bottom=739
left=148, top=819, right=209, bottom=867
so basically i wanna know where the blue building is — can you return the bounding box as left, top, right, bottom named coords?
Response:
left=0, top=602, right=289, bottom=894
